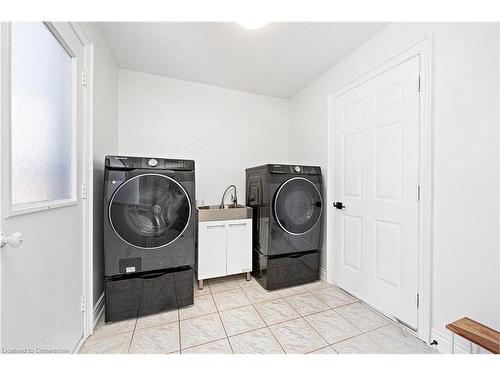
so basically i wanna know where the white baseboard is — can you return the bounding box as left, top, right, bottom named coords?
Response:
left=93, top=293, right=105, bottom=328
left=319, top=267, right=327, bottom=282
left=73, top=336, right=86, bottom=354
left=430, top=328, right=474, bottom=354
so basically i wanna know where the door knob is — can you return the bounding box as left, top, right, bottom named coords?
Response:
left=1, top=232, right=24, bottom=248
left=333, top=202, right=346, bottom=210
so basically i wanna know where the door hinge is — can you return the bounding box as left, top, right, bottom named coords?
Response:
left=81, top=68, right=87, bottom=86
left=417, top=185, right=421, bottom=201
left=81, top=184, right=87, bottom=199
left=416, top=293, right=420, bottom=308
left=81, top=296, right=86, bottom=312
left=417, top=75, right=421, bottom=92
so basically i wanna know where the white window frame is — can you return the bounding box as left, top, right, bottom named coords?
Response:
left=2, top=22, right=79, bottom=218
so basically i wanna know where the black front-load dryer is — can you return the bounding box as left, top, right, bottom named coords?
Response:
left=246, top=164, right=323, bottom=290
left=103, top=155, right=196, bottom=322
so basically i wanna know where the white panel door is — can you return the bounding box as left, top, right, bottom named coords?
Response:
left=226, top=219, right=252, bottom=275
left=333, top=56, right=420, bottom=328
left=198, top=221, right=227, bottom=280
left=0, top=22, right=86, bottom=352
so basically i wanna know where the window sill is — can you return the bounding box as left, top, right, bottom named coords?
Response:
left=6, top=198, right=78, bottom=218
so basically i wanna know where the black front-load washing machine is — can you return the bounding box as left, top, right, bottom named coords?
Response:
left=103, top=155, right=196, bottom=322
left=246, top=164, right=323, bottom=290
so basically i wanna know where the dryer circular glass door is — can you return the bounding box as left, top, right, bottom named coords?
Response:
left=274, top=177, right=322, bottom=235
left=109, top=173, right=192, bottom=249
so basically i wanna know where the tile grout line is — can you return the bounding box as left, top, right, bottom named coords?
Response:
left=210, top=286, right=242, bottom=295
left=178, top=307, right=182, bottom=354
left=331, top=331, right=366, bottom=346
left=242, top=283, right=341, bottom=336
left=182, top=337, right=233, bottom=353
left=311, top=289, right=360, bottom=309
left=333, top=302, right=391, bottom=334
left=183, top=281, right=237, bottom=352
left=330, top=330, right=386, bottom=352
left=212, top=285, right=253, bottom=312
left=329, top=283, right=418, bottom=342
left=278, top=285, right=383, bottom=352
left=251, top=299, right=287, bottom=354
left=179, top=302, right=231, bottom=322
left=309, top=307, right=362, bottom=339
left=325, top=307, right=393, bottom=351
left=218, top=301, right=305, bottom=339
left=251, top=283, right=350, bottom=354
left=127, top=318, right=139, bottom=354
left=301, top=307, right=389, bottom=352
left=302, top=299, right=392, bottom=349
left=280, top=296, right=330, bottom=351
left=210, top=288, right=235, bottom=354
left=242, top=290, right=283, bottom=305
left=221, top=305, right=268, bottom=338
left=238, top=283, right=296, bottom=351
left=330, top=294, right=429, bottom=353
left=355, top=323, right=394, bottom=352
left=180, top=288, right=230, bottom=352
left=283, top=292, right=331, bottom=318
left=179, top=294, right=218, bottom=322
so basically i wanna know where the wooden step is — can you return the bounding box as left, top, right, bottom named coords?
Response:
left=446, top=317, right=499, bottom=354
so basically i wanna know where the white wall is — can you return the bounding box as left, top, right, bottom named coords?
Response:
left=289, top=23, right=500, bottom=347
left=83, top=23, right=119, bottom=306
left=118, top=69, right=290, bottom=204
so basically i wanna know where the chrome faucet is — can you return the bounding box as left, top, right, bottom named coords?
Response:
left=220, top=185, right=238, bottom=209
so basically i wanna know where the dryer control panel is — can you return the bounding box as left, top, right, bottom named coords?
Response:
left=105, top=155, right=195, bottom=171
left=267, top=164, right=321, bottom=175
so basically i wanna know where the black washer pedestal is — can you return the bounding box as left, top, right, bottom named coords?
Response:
left=104, top=267, right=193, bottom=323
left=251, top=250, right=319, bottom=290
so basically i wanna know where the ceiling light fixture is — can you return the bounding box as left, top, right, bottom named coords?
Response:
left=238, top=21, right=268, bottom=30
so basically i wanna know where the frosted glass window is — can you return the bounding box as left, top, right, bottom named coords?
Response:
left=11, top=23, right=73, bottom=207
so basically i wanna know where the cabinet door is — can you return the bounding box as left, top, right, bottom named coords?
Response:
left=198, top=222, right=227, bottom=280
left=226, top=219, right=252, bottom=275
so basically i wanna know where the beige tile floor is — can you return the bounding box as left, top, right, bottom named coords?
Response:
left=79, top=274, right=436, bottom=354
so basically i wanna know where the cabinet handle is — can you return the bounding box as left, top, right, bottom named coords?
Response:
left=207, top=224, right=225, bottom=229
left=229, top=223, right=247, bottom=227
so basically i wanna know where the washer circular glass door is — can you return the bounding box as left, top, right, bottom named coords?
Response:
left=109, top=173, right=191, bottom=249
left=274, top=177, right=322, bottom=235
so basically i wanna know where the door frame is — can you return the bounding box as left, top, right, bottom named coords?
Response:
left=326, top=35, right=432, bottom=342
left=69, top=22, right=95, bottom=348
left=0, top=22, right=8, bottom=351
left=0, top=22, right=94, bottom=351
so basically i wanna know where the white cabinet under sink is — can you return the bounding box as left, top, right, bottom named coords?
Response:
left=226, top=221, right=252, bottom=275
left=198, top=222, right=227, bottom=279
left=197, top=218, right=252, bottom=286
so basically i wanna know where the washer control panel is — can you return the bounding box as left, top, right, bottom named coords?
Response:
left=267, top=164, right=321, bottom=175
left=105, top=155, right=195, bottom=171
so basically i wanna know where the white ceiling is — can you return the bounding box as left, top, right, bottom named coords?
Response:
left=99, top=22, right=387, bottom=98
